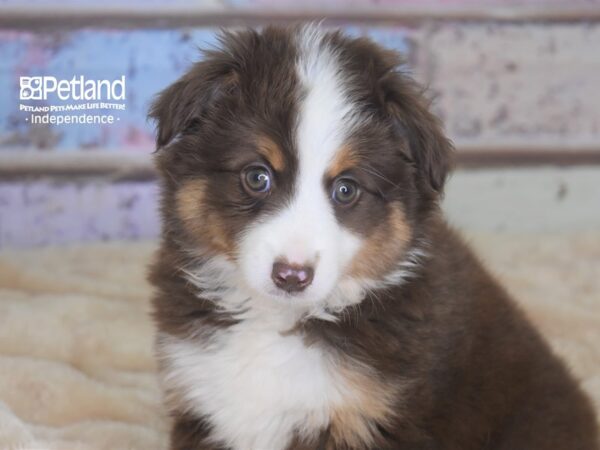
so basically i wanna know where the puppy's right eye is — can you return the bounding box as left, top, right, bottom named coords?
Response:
left=242, top=165, right=272, bottom=195
left=332, top=178, right=360, bottom=206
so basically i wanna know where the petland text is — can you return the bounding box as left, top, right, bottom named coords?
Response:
left=20, top=76, right=126, bottom=101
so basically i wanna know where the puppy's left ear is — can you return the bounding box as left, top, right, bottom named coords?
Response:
left=382, top=72, right=454, bottom=195
left=149, top=78, right=191, bottom=148
left=149, top=60, right=238, bottom=149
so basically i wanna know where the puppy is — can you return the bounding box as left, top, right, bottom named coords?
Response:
left=149, top=25, right=598, bottom=450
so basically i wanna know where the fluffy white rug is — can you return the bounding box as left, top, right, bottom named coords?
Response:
left=0, top=233, right=598, bottom=449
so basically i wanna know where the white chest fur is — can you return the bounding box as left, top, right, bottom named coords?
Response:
left=158, top=321, right=351, bottom=450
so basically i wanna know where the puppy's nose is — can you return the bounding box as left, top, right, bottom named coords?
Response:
left=271, top=261, right=314, bottom=293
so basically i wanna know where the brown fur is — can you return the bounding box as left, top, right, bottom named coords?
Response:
left=257, top=135, right=287, bottom=172
left=326, top=145, right=361, bottom=179
left=176, top=179, right=235, bottom=256
left=347, top=203, right=411, bottom=280
left=149, top=26, right=599, bottom=450
left=328, top=364, right=399, bottom=449
left=300, top=219, right=599, bottom=449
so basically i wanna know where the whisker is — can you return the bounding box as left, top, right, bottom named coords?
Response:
left=358, top=164, right=418, bottom=196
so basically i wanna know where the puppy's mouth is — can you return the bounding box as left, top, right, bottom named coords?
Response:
left=264, top=286, right=309, bottom=301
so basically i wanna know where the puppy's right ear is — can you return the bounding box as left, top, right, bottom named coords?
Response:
left=149, top=61, right=238, bottom=149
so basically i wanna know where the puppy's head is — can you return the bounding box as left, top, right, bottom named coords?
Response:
left=151, top=25, right=452, bottom=321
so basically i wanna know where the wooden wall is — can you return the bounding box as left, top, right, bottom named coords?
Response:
left=1, top=0, right=599, bottom=247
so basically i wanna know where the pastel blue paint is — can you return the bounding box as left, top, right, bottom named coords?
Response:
left=0, top=29, right=220, bottom=151
left=344, top=25, right=411, bottom=56
left=0, top=180, right=160, bottom=248
left=0, top=26, right=411, bottom=152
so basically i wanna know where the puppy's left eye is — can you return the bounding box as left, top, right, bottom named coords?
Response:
left=332, top=178, right=360, bottom=206
left=242, top=165, right=272, bottom=195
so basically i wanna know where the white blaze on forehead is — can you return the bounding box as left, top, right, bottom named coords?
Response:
left=236, top=27, right=364, bottom=316
left=295, top=26, right=360, bottom=183
left=279, top=26, right=362, bottom=261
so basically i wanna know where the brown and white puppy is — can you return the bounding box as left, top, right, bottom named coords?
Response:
left=149, top=25, right=598, bottom=450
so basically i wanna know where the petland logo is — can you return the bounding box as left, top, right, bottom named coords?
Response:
left=19, top=75, right=127, bottom=125
left=20, top=75, right=126, bottom=101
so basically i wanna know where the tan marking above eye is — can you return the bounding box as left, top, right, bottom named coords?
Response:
left=326, top=145, right=360, bottom=180
left=256, top=135, right=286, bottom=172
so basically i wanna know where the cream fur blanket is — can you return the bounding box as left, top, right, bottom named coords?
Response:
left=0, top=234, right=598, bottom=449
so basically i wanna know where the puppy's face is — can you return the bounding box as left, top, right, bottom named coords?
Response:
left=151, top=26, right=451, bottom=319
